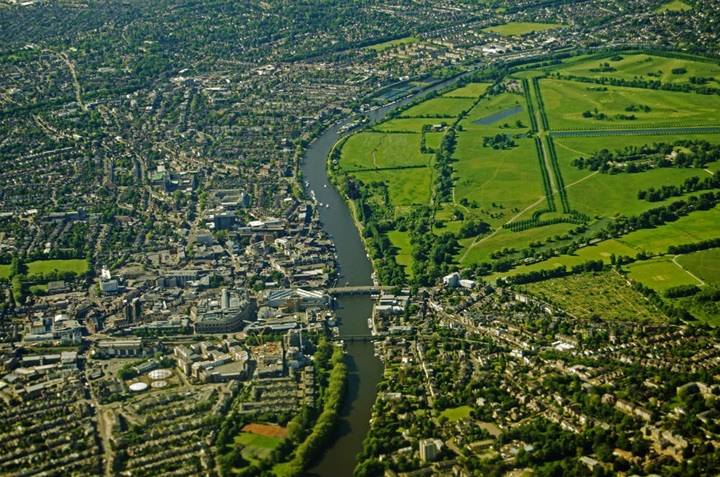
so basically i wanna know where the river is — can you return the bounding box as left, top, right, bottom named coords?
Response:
left=301, top=69, right=480, bottom=477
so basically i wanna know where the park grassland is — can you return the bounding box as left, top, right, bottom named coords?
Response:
left=366, top=36, right=419, bottom=52
left=625, top=256, right=702, bottom=291
left=338, top=52, right=720, bottom=299
left=676, top=249, right=720, bottom=286
left=621, top=207, right=720, bottom=254
left=444, top=83, right=491, bottom=98
left=339, top=132, right=431, bottom=171
left=373, top=118, right=433, bottom=133
left=558, top=53, right=716, bottom=85
left=540, top=79, right=720, bottom=130
left=27, top=259, right=89, bottom=276
left=521, top=271, right=663, bottom=322
left=440, top=405, right=472, bottom=422
left=235, top=432, right=283, bottom=464
left=401, top=96, right=477, bottom=118
left=483, top=22, right=565, bottom=37
left=482, top=239, right=637, bottom=281
left=655, top=0, right=692, bottom=12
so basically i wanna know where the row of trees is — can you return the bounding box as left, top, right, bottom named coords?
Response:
left=637, top=173, right=720, bottom=202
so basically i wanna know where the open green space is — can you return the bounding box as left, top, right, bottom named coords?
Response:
left=353, top=167, right=432, bottom=206
left=235, top=432, right=283, bottom=464
left=556, top=54, right=720, bottom=87
left=373, top=118, right=434, bottom=133
left=27, top=259, right=89, bottom=276
left=440, top=405, right=472, bottom=422
left=655, top=0, right=692, bottom=12
left=522, top=271, right=664, bottom=321
left=625, top=256, right=702, bottom=291
left=461, top=92, right=528, bottom=131
left=366, top=36, right=419, bottom=52
left=676, top=249, right=720, bottom=286
left=444, top=83, right=491, bottom=98
left=540, top=78, right=720, bottom=130
left=484, top=239, right=638, bottom=282
left=425, top=131, right=445, bottom=151
left=622, top=207, right=720, bottom=254
left=0, top=265, right=10, bottom=279
left=339, top=132, right=431, bottom=171
left=401, top=97, right=477, bottom=118
left=483, top=22, right=564, bottom=37
left=387, top=230, right=414, bottom=278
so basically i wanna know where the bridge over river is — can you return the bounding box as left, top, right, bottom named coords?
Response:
left=327, top=285, right=394, bottom=296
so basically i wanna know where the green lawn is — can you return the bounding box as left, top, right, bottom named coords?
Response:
left=541, top=78, right=720, bottom=130
left=655, top=0, right=692, bottom=12
left=0, top=264, right=10, bottom=279
left=622, top=207, right=720, bottom=254
left=483, top=22, right=565, bottom=37
left=556, top=54, right=720, bottom=88
left=235, top=432, right=283, bottom=464
left=27, top=259, right=89, bottom=276
left=374, top=118, right=435, bottom=133
left=353, top=167, right=432, bottom=206
left=387, top=230, right=413, bottom=278
left=675, top=249, right=720, bottom=286
left=484, top=239, right=638, bottom=282
left=340, top=132, right=431, bottom=171
left=401, top=97, right=477, bottom=118
left=625, top=256, right=702, bottom=291
left=425, top=131, right=445, bottom=151
left=366, top=36, right=419, bottom=52
left=440, top=405, right=472, bottom=422
left=444, top=83, right=491, bottom=98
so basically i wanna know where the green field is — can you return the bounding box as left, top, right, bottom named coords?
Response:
left=235, top=432, right=283, bottom=463
left=444, top=83, right=491, bottom=98
left=484, top=239, right=638, bottom=282
left=366, top=36, right=419, bottom=52
left=353, top=167, right=433, bottom=206
left=522, top=271, right=664, bottom=321
left=483, top=22, right=564, bottom=37
left=557, top=54, right=720, bottom=87
left=625, top=256, right=702, bottom=291
left=373, top=118, right=435, bottom=133
left=676, top=249, right=720, bottom=286
left=337, top=52, right=720, bottom=306
left=541, top=79, right=720, bottom=130
left=401, top=97, right=477, bottom=118
left=27, top=259, right=89, bottom=276
left=622, top=207, right=720, bottom=254
left=0, top=265, right=10, bottom=279
left=440, top=405, right=472, bottom=422
left=339, top=132, right=431, bottom=171
left=655, top=0, right=692, bottom=12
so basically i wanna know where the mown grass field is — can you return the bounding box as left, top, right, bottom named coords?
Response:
left=622, top=207, right=720, bottom=254
left=353, top=167, right=433, bottom=206
left=655, top=0, right=692, bottom=12
left=557, top=53, right=719, bottom=87
left=425, top=131, right=445, bottom=150
left=676, top=249, right=720, bottom=286
left=373, top=118, right=434, bottom=133
left=444, top=83, right=491, bottom=98
left=387, top=230, right=414, bottom=278
left=440, top=405, right=472, bottom=422
left=339, top=132, right=431, bottom=171
left=483, top=239, right=638, bottom=281
left=625, top=256, right=702, bottom=291
left=540, top=79, right=720, bottom=130
left=27, top=259, right=89, bottom=276
left=401, top=97, right=477, bottom=118
left=235, top=432, right=283, bottom=464
left=366, top=36, right=419, bottom=52
left=522, top=272, right=664, bottom=321
left=483, top=22, right=565, bottom=37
